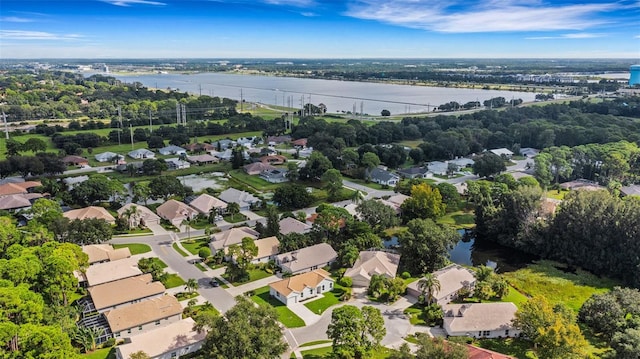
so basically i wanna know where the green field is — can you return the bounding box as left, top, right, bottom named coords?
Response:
left=228, top=169, right=283, bottom=191
left=437, top=210, right=475, bottom=229
left=251, top=286, right=305, bottom=328
left=112, top=243, right=151, bottom=255
left=223, top=267, right=273, bottom=286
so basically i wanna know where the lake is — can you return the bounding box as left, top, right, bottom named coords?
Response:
left=449, top=231, right=538, bottom=273
left=110, top=72, right=538, bottom=116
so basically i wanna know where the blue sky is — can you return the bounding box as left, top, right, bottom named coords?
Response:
left=1, top=0, right=639, bottom=58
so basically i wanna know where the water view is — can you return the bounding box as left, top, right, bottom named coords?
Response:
left=112, top=72, right=539, bottom=116
left=448, top=232, right=538, bottom=273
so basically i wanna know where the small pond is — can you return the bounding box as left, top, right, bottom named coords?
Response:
left=177, top=173, right=227, bottom=192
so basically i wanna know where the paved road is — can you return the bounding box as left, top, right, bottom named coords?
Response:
left=110, top=234, right=237, bottom=313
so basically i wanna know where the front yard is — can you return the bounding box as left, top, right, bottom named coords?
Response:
left=251, top=286, right=305, bottom=328
left=112, top=243, right=151, bottom=255
left=223, top=267, right=273, bottom=286
left=181, top=237, right=210, bottom=256
left=303, top=284, right=345, bottom=314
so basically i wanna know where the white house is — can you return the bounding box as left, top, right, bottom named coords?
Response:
left=164, top=158, right=190, bottom=170
left=269, top=269, right=334, bottom=306
left=218, top=188, right=261, bottom=211
left=407, top=264, right=476, bottom=305
left=427, top=161, right=448, bottom=176
left=95, top=152, right=124, bottom=163
left=489, top=148, right=514, bottom=159
left=128, top=148, right=155, bottom=160
left=443, top=302, right=520, bottom=339
left=115, top=318, right=206, bottom=359
left=275, top=243, right=337, bottom=275
left=158, top=145, right=187, bottom=156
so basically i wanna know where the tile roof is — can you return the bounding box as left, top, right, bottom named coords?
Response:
left=0, top=194, right=35, bottom=210
left=276, top=243, right=337, bottom=274
left=408, top=264, right=476, bottom=303
left=117, top=203, right=160, bottom=223
left=116, top=318, right=206, bottom=359
left=156, top=199, right=199, bottom=222
left=254, top=236, right=280, bottom=259
left=269, top=269, right=333, bottom=296
left=88, top=274, right=166, bottom=310
left=63, top=206, right=116, bottom=223
left=278, top=217, right=312, bottom=235
left=210, top=227, right=259, bottom=251
left=443, top=302, right=518, bottom=333
left=82, top=244, right=131, bottom=264
left=104, top=295, right=182, bottom=332
left=344, top=251, right=400, bottom=280
left=84, top=257, right=142, bottom=287
left=0, top=181, right=41, bottom=196
left=188, top=194, right=227, bottom=214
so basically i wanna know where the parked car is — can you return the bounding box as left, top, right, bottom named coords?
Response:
left=209, top=279, right=219, bottom=287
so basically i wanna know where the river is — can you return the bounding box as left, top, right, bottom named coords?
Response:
left=110, top=72, right=538, bottom=116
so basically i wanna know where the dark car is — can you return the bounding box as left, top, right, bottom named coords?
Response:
left=209, top=279, right=219, bottom=287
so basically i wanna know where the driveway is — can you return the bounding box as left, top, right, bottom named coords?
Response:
left=224, top=275, right=282, bottom=297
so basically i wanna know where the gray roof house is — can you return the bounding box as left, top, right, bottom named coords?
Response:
left=278, top=217, right=312, bottom=235
left=407, top=264, right=476, bottom=305
left=449, top=158, right=475, bottom=168
left=369, top=168, right=400, bottom=186
left=489, top=148, right=514, bottom=158
left=210, top=139, right=235, bottom=151
left=520, top=147, right=540, bottom=158
left=397, top=167, right=430, bottom=179
left=427, top=161, right=448, bottom=176
left=128, top=148, right=155, bottom=160
left=164, top=158, right=190, bottom=170
left=621, top=185, right=640, bottom=197
left=259, top=169, right=289, bottom=183
left=95, top=152, right=124, bottom=163
left=158, top=145, right=187, bottom=156
left=275, top=243, right=337, bottom=275
left=443, top=302, right=520, bottom=339
left=218, top=188, right=260, bottom=211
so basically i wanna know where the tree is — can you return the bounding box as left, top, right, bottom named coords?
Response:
left=361, top=152, right=380, bottom=179
left=147, top=135, right=164, bottom=149
left=327, top=305, right=386, bottom=359
left=322, top=168, right=343, bottom=201
left=121, top=205, right=141, bottom=229
left=412, top=335, right=468, bottom=359
left=70, top=174, right=125, bottom=206
left=472, top=153, right=506, bottom=178
left=579, top=287, right=640, bottom=341
left=185, top=278, right=199, bottom=293
left=141, top=158, right=166, bottom=175
left=148, top=175, right=185, bottom=200
left=226, top=202, right=240, bottom=221
left=138, top=257, right=168, bottom=283
left=286, top=161, right=299, bottom=182
left=356, top=199, right=399, bottom=232
left=131, top=182, right=151, bottom=205
left=398, top=218, right=459, bottom=275
left=198, top=247, right=211, bottom=260
left=273, top=184, right=313, bottom=210
left=381, top=109, right=391, bottom=116
left=227, top=236, right=258, bottom=277
left=611, top=328, right=640, bottom=359
left=264, top=205, right=280, bottom=237
left=417, top=273, right=441, bottom=305
left=400, top=183, right=446, bottom=222
left=299, top=151, right=332, bottom=181
left=231, top=145, right=245, bottom=169
left=28, top=198, right=63, bottom=226
left=65, top=218, right=113, bottom=245
left=128, top=352, right=151, bottom=359
left=23, top=138, right=47, bottom=153
left=198, top=296, right=286, bottom=358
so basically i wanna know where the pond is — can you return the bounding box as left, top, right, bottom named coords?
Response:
left=177, top=173, right=227, bottom=192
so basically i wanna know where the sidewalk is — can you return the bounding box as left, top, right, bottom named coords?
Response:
left=288, top=301, right=321, bottom=325
left=225, top=275, right=282, bottom=296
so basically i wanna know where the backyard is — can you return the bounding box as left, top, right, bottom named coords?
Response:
left=251, top=286, right=305, bottom=328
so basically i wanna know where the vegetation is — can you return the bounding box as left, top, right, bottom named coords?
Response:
left=303, top=284, right=345, bottom=314
left=250, top=286, right=306, bottom=328
left=327, top=305, right=386, bottom=359
left=112, top=243, right=151, bottom=255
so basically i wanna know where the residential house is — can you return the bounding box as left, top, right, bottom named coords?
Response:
left=378, top=193, right=410, bottom=214
left=344, top=251, right=401, bottom=287
left=115, top=318, right=206, bottom=359
left=210, top=139, right=235, bottom=151
left=164, top=158, right=190, bottom=170
left=128, top=148, right=155, bottom=160
left=210, top=227, right=259, bottom=254
left=260, top=169, right=289, bottom=183
left=82, top=244, right=131, bottom=266
left=106, top=295, right=183, bottom=339
left=117, top=204, right=161, bottom=227
left=489, top=148, right=514, bottom=159
left=188, top=193, right=228, bottom=216
left=621, top=184, right=640, bottom=197
left=519, top=148, right=540, bottom=158
left=236, top=136, right=258, bottom=147
left=87, top=274, right=166, bottom=313
left=442, top=302, right=520, bottom=339
left=426, top=161, right=448, bottom=176
left=252, top=236, right=280, bottom=264
left=407, top=264, right=476, bottom=305
left=369, top=168, right=400, bottom=186
left=559, top=179, right=605, bottom=192
left=298, top=147, right=314, bottom=158
left=260, top=154, right=287, bottom=165
left=397, top=167, right=430, bottom=179
left=63, top=175, right=89, bottom=189
left=0, top=193, right=43, bottom=211
left=449, top=158, right=475, bottom=169
left=275, top=243, right=337, bottom=275
left=0, top=181, right=41, bottom=196
left=267, top=135, right=292, bottom=146
left=186, top=154, right=218, bottom=165
left=212, top=148, right=249, bottom=161
left=292, top=138, right=308, bottom=148
left=184, top=143, right=215, bottom=153
left=158, top=145, right=187, bottom=156
left=218, top=188, right=261, bottom=211
left=278, top=217, right=312, bottom=235
left=244, top=162, right=276, bottom=176
left=63, top=206, right=116, bottom=224
left=82, top=257, right=143, bottom=287
left=95, top=152, right=124, bottom=163
left=156, top=200, right=199, bottom=228
left=116, top=162, right=143, bottom=173
left=269, top=269, right=334, bottom=306
left=62, top=155, right=89, bottom=167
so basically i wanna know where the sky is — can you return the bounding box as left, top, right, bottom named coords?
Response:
left=1, top=0, right=640, bottom=59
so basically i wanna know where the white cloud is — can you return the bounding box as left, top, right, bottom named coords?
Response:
left=263, top=0, right=315, bottom=6
left=345, top=1, right=619, bottom=33
left=299, top=11, right=317, bottom=17
left=527, top=33, right=606, bottom=40
left=0, top=30, right=83, bottom=41
left=101, top=0, right=166, bottom=6
left=0, top=16, right=34, bottom=23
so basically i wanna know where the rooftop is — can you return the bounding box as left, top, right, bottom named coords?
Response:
left=278, top=217, right=312, bottom=235
left=88, top=274, right=166, bottom=310
left=210, top=227, right=259, bottom=251
left=269, top=269, right=333, bottom=296
left=443, top=302, right=518, bottom=333
left=104, top=295, right=182, bottom=332
left=254, top=236, right=280, bottom=259
left=116, top=318, right=206, bottom=359
left=276, top=243, right=337, bottom=273
left=84, top=257, right=142, bottom=287
left=82, top=244, right=131, bottom=265
left=63, top=206, right=116, bottom=223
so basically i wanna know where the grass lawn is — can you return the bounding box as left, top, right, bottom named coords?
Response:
left=437, top=210, right=475, bottom=229
left=346, top=178, right=389, bottom=191
left=181, top=237, right=210, bottom=256
left=172, top=242, right=189, bottom=257
left=299, top=346, right=391, bottom=358
left=300, top=340, right=332, bottom=347
left=458, top=285, right=529, bottom=309
left=228, top=169, right=282, bottom=191
left=164, top=273, right=185, bottom=289
left=476, top=338, right=536, bottom=359
left=195, top=262, right=207, bottom=271
left=112, top=243, right=151, bottom=255
left=303, top=284, right=345, bottom=314
left=404, top=304, right=427, bottom=325
left=546, top=189, right=569, bottom=200
left=149, top=257, right=167, bottom=269
left=503, top=260, right=618, bottom=312
left=223, top=214, right=248, bottom=223
left=251, top=286, right=305, bottom=328
left=175, top=291, right=199, bottom=301
left=224, top=267, right=273, bottom=286
left=82, top=347, right=115, bottom=359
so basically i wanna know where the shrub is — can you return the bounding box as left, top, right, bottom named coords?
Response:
left=103, top=338, right=116, bottom=348
left=198, top=247, right=211, bottom=259
left=401, top=271, right=411, bottom=279
left=338, top=276, right=353, bottom=287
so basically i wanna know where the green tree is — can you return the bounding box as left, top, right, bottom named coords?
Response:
left=611, top=328, right=640, bottom=359
left=398, top=218, right=459, bottom=275
left=226, top=202, right=240, bottom=221
left=264, top=205, right=280, bottom=237
left=417, top=273, right=441, bottom=305
left=23, top=138, right=47, bottom=153
left=400, top=183, right=446, bottom=222
left=273, top=184, right=313, bottom=210
left=300, top=151, right=332, bottom=181
left=128, top=351, right=151, bottom=359
left=65, top=218, right=113, bottom=245
left=28, top=198, right=63, bottom=226
left=197, top=296, right=286, bottom=359
left=228, top=237, right=258, bottom=274
left=472, top=153, right=506, bottom=178
left=322, top=168, right=343, bottom=201
left=70, top=174, right=125, bottom=206
left=327, top=305, right=386, bottom=359
left=198, top=247, right=211, bottom=260
left=356, top=199, right=399, bottom=232
left=138, top=257, right=168, bottom=283
left=148, top=175, right=185, bottom=200
left=185, top=278, right=199, bottom=293
left=414, top=335, right=468, bottom=359
left=131, top=182, right=152, bottom=206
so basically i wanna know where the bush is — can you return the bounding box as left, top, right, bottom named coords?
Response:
left=401, top=271, right=411, bottom=279
left=338, top=276, right=353, bottom=287
left=103, top=338, right=116, bottom=348
left=198, top=247, right=211, bottom=259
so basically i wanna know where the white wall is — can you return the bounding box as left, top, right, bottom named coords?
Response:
left=112, top=313, right=182, bottom=339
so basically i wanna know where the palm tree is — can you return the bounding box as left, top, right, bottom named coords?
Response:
left=227, top=202, right=240, bottom=221
left=185, top=278, right=199, bottom=293
left=417, top=274, right=441, bottom=305
left=122, top=205, right=141, bottom=229
left=181, top=218, right=193, bottom=239
left=351, top=190, right=365, bottom=204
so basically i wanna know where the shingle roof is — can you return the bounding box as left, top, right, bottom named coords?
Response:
left=218, top=188, right=260, bottom=207
left=269, top=269, right=333, bottom=296
left=278, top=217, right=312, bottom=235
left=82, top=244, right=131, bottom=264
left=84, top=257, right=142, bottom=287
left=0, top=181, right=41, bottom=196
left=244, top=162, right=276, bottom=175
left=156, top=200, right=198, bottom=222
left=104, top=295, right=182, bottom=332
left=370, top=168, right=399, bottom=182
left=188, top=193, right=227, bottom=214
left=443, top=302, right=518, bottom=333
left=63, top=206, right=116, bottom=223
left=88, top=274, right=166, bottom=310
left=408, top=264, right=476, bottom=303
left=344, top=251, right=400, bottom=280
left=254, top=236, right=280, bottom=259
left=116, top=318, right=206, bottom=359
left=0, top=194, right=34, bottom=210
left=276, top=243, right=337, bottom=273
left=117, top=203, right=160, bottom=223
left=397, top=167, right=429, bottom=176
left=210, top=227, right=259, bottom=251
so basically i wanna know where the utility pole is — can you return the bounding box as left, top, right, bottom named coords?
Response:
left=1, top=111, right=8, bottom=140
left=117, top=106, right=122, bottom=145
left=149, top=109, right=153, bottom=133
left=240, top=89, right=243, bottom=112
left=176, top=103, right=180, bottom=124
left=130, top=124, right=134, bottom=150
left=199, top=84, right=202, bottom=96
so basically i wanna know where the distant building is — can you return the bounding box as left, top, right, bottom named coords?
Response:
left=369, top=168, right=400, bottom=186
left=158, top=145, right=187, bottom=156
left=63, top=206, right=116, bottom=224
left=128, top=148, right=155, bottom=160
left=489, top=148, right=513, bottom=159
